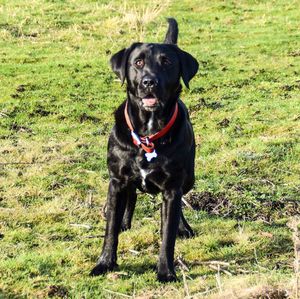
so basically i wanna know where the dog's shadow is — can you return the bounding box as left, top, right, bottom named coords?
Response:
left=118, top=261, right=157, bottom=275
left=118, top=260, right=201, bottom=280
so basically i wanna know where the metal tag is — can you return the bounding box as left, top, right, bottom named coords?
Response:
left=145, top=150, right=157, bottom=162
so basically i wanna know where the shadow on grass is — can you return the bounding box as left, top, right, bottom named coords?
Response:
left=119, top=261, right=157, bottom=275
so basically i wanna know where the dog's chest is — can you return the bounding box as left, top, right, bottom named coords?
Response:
left=133, top=156, right=165, bottom=193
left=140, top=168, right=149, bottom=186
left=137, top=167, right=157, bottom=193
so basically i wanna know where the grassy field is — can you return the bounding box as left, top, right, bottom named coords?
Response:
left=0, top=0, right=299, bottom=298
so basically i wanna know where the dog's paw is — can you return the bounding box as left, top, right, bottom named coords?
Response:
left=120, top=222, right=131, bottom=232
left=177, top=226, right=194, bottom=239
left=157, top=268, right=177, bottom=283
left=89, top=262, right=116, bottom=276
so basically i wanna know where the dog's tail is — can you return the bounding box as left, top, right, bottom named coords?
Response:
left=164, top=18, right=178, bottom=45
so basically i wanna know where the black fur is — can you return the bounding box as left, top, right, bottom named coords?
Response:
left=164, top=18, right=178, bottom=44
left=90, top=18, right=198, bottom=282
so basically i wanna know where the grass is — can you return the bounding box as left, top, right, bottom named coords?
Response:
left=0, top=0, right=299, bottom=298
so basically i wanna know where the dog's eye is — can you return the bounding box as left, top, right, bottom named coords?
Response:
left=161, top=57, right=172, bottom=65
left=135, top=59, right=144, bottom=68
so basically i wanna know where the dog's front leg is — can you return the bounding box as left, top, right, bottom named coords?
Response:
left=90, top=178, right=127, bottom=276
left=158, top=189, right=182, bottom=282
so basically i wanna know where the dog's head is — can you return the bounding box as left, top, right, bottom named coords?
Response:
left=110, top=18, right=198, bottom=112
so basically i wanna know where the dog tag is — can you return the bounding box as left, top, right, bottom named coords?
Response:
left=145, top=150, right=157, bottom=162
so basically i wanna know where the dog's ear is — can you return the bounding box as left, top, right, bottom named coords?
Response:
left=110, top=48, right=130, bottom=85
left=177, top=49, right=199, bottom=88
left=110, top=43, right=141, bottom=85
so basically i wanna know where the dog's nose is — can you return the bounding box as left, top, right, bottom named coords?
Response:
left=142, top=76, right=156, bottom=88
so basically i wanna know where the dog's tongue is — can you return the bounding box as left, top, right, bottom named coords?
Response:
left=142, top=98, right=157, bottom=106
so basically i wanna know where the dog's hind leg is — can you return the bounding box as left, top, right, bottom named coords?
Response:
left=161, top=204, right=194, bottom=239
left=161, top=200, right=194, bottom=239
left=121, top=184, right=137, bottom=231
left=177, top=209, right=194, bottom=238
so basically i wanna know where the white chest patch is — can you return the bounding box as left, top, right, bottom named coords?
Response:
left=147, top=117, right=154, bottom=132
left=140, top=169, right=150, bottom=186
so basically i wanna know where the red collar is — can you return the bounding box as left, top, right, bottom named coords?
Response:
left=124, top=101, right=179, bottom=154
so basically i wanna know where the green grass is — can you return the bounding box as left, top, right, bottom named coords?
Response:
left=0, top=0, right=299, bottom=298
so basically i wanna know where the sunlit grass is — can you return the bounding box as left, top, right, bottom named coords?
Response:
left=0, top=0, right=299, bottom=297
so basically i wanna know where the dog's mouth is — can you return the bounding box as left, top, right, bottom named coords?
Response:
left=142, top=94, right=158, bottom=107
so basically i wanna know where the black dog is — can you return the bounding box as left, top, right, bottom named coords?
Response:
left=91, top=18, right=198, bottom=282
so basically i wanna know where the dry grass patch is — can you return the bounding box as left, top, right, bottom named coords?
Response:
left=204, top=275, right=290, bottom=299
left=101, top=0, right=171, bottom=41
